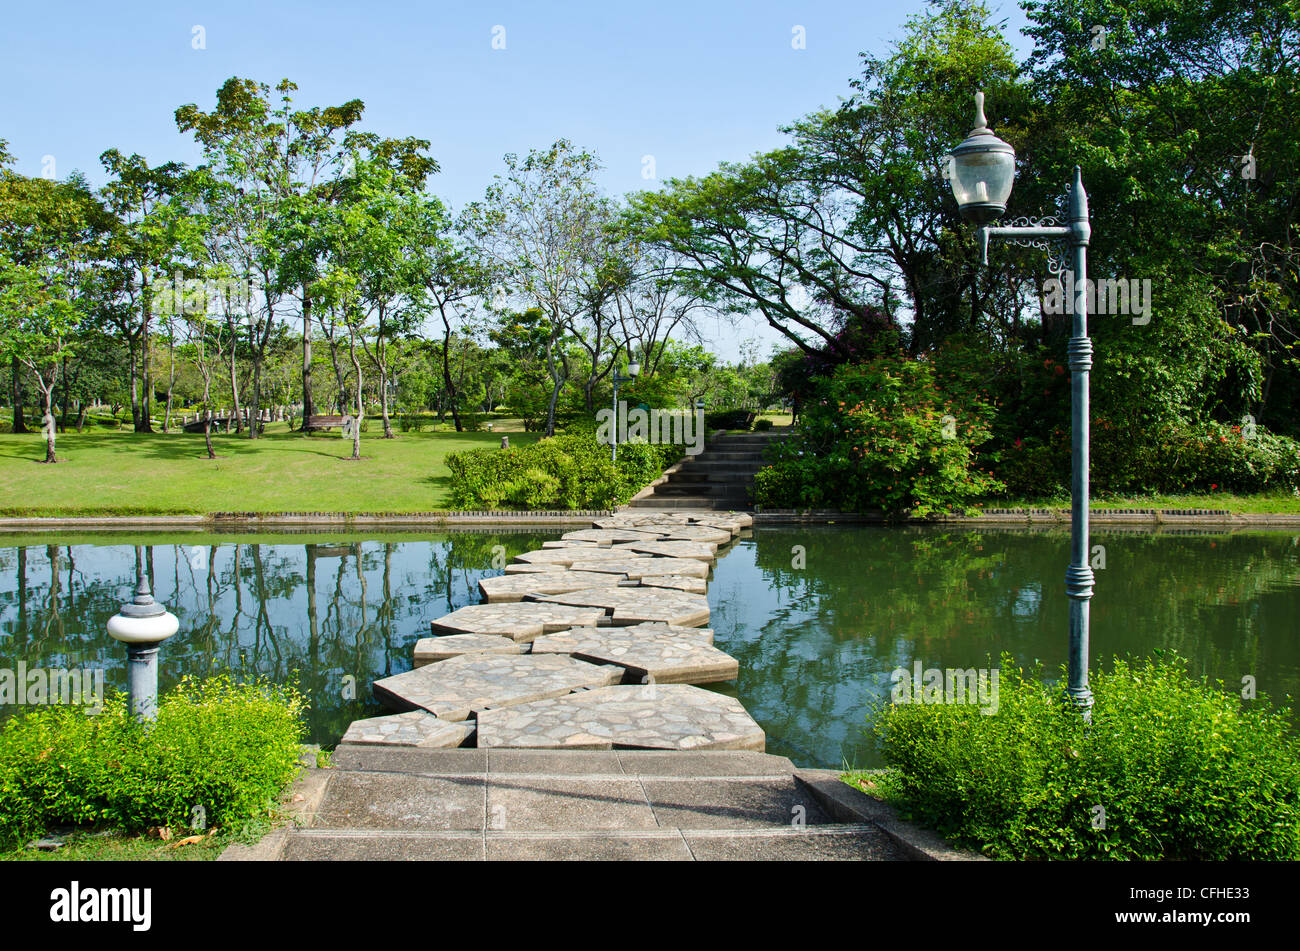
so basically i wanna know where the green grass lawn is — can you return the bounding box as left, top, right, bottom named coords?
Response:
left=0, top=830, right=226, bottom=861
left=0, top=424, right=541, bottom=516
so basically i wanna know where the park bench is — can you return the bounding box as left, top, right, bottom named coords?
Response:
left=305, top=414, right=348, bottom=431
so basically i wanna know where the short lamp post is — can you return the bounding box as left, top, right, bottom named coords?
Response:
left=946, top=91, right=1095, bottom=717
left=107, top=546, right=179, bottom=722
left=610, top=360, right=641, bottom=462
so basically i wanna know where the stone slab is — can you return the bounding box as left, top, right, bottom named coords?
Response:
left=413, top=633, right=523, bottom=665
left=530, top=625, right=738, bottom=684
left=372, top=652, right=621, bottom=720
left=476, top=684, right=765, bottom=751
left=504, top=556, right=709, bottom=579
left=613, top=540, right=718, bottom=562
left=526, top=585, right=710, bottom=626
left=560, top=528, right=668, bottom=545
left=635, top=574, right=708, bottom=594
left=513, top=547, right=652, bottom=568
left=310, top=772, right=486, bottom=831
left=339, top=711, right=474, bottom=748
left=478, top=569, right=630, bottom=603
left=429, top=602, right=606, bottom=642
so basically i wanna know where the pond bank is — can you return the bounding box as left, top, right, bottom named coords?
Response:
left=4, top=506, right=1300, bottom=532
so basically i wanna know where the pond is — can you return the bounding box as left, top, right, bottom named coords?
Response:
left=0, top=525, right=1296, bottom=769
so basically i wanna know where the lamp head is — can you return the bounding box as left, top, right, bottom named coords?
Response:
left=947, top=91, right=1017, bottom=225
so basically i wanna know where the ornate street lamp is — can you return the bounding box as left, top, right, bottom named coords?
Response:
left=106, top=546, right=179, bottom=721
left=611, top=359, right=641, bottom=462
left=946, top=91, right=1095, bottom=716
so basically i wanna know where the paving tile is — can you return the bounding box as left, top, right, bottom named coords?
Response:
left=485, top=832, right=693, bottom=861
left=530, top=624, right=737, bottom=684
left=413, top=633, right=523, bottom=665
left=641, top=777, right=834, bottom=829
left=329, top=746, right=487, bottom=776
left=476, top=684, right=765, bottom=751
left=311, top=772, right=485, bottom=831
left=282, top=831, right=485, bottom=861
left=683, top=827, right=903, bottom=861
left=525, top=585, right=710, bottom=626
left=339, top=711, right=473, bottom=748
left=372, top=652, right=621, bottom=720
left=428, top=602, right=606, bottom=642
left=485, top=777, right=659, bottom=831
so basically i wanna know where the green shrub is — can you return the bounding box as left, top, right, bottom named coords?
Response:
left=446, top=434, right=681, bottom=509
left=0, top=675, right=307, bottom=847
left=753, top=356, right=1003, bottom=517
left=870, top=655, right=1300, bottom=859
left=704, top=408, right=755, bottom=431
left=753, top=418, right=774, bottom=432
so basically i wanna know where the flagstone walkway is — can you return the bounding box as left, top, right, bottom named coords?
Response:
left=235, top=511, right=915, bottom=860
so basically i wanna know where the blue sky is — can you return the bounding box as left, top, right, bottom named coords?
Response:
left=2, top=0, right=1034, bottom=360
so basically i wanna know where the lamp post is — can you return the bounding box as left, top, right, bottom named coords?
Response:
left=610, top=359, right=641, bottom=462
left=106, top=546, right=179, bottom=722
left=946, top=91, right=1095, bottom=716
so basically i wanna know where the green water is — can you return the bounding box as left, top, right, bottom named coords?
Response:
left=706, top=525, right=1300, bottom=768
left=1, top=525, right=1296, bottom=769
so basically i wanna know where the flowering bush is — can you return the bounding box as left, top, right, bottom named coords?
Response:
left=753, top=356, right=1003, bottom=517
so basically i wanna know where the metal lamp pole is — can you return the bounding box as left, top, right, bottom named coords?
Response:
left=947, top=92, right=1094, bottom=716
left=610, top=360, right=640, bottom=462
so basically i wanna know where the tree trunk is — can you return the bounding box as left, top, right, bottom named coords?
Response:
left=301, top=294, right=316, bottom=431
left=11, top=356, right=29, bottom=433
left=228, top=328, right=242, bottom=434
left=137, top=279, right=154, bottom=432
left=441, top=318, right=463, bottom=433
left=249, top=354, right=263, bottom=440
left=349, top=331, right=363, bottom=461
left=163, top=323, right=176, bottom=433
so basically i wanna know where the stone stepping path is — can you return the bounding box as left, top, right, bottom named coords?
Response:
left=476, top=685, right=765, bottom=751
left=526, top=586, right=710, bottom=626
left=429, top=602, right=606, bottom=642
left=413, top=633, right=523, bottom=666
left=373, top=652, right=621, bottom=721
left=479, top=569, right=629, bottom=603
left=504, top=556, right=709, bottom=579
left=559, top=528, right=667, bottom=545
left=340, top=711, right=474, bottom=749
left=561, top=525, right=732, bottom=545
left=531, top=624, right=737, bottom=684
left=513, top=547, right=653, bottom=567
left=612, top=540, right=718, bottom=562
left=593, top=512, right=751, bottom=537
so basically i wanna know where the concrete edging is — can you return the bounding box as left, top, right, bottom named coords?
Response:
left=217, top=763, right=331, bottom=861
left=794, top=770, right=989, bottom=861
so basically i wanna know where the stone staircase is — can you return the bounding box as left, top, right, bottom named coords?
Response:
left=230, top=748, right=903, bottom=861
left=628, top=430, right=793, bottom=511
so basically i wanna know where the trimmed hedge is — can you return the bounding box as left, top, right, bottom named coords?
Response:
left=445, top=433, right=682, bottom=509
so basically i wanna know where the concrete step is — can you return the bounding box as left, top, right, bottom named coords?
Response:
left=264, top=750, right=904, bottom=860
left=697, top=451, right=766, bottom=462
left=627, top=497, right=751, bottom=510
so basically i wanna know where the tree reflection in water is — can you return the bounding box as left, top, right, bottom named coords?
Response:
left=0, top=531, right=554, bottom=745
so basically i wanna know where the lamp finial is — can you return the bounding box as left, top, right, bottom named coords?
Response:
left=973, top=91, right=988, bottom=131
